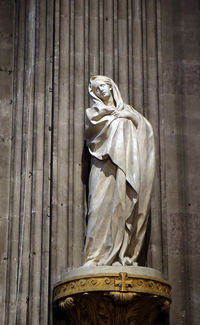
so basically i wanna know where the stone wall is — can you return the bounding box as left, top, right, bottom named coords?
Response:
left=0, top=1, right=199, bottom=324
left=0, top=0, right=54, bottom=324
left=161, top=1, right=200, bottom=324
left=0, top=0, right=15, bottom=322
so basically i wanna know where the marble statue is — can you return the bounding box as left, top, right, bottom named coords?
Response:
left=83, top=75, right=155, bottom=266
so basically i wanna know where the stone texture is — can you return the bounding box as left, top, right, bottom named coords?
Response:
left=0, top=1, right=14, bottom=323
left=0, top=1, right=199, bottom=325
left=0, top=1, right=54, bottom=324
left=161, top=1, right=200, bottom=324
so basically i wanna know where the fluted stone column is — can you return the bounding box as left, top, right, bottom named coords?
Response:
left=0, top=1, right=54, bottom=324
left=0, top=0, right=15, bottom=323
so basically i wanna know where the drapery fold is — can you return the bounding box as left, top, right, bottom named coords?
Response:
left=83, top=76, right=155, bottom=265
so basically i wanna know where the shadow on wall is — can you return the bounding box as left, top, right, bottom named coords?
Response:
left=137, top=213, right=151, bottom=266
left=81, top=141, right=90, bottom=229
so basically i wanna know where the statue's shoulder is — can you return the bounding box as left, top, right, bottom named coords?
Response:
left=85, top=107, right=99, bottom=122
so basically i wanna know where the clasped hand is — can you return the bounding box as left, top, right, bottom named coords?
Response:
left=111, top=109, right=138, bottom=128
left=111, top=109, right=131, bottom=119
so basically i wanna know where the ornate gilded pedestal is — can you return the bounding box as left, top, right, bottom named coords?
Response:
left=53, top=266, right=171, bottom=325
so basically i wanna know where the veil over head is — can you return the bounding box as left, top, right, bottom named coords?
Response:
left=88, top=75, right=124, bottom=111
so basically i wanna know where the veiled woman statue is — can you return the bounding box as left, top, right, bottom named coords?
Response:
left=83, top=75, right=155, bottom=266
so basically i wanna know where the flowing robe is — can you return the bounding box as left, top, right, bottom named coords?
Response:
left=83, top=104, right=155, bottom=266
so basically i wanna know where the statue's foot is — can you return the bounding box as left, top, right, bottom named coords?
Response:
left=117, top=256, right=138, bottom=266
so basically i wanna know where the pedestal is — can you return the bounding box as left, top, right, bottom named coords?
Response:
left=53, top=266, right=171, bottom=325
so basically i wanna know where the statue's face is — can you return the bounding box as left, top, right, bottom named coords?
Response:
left=93, top=81, right=112, bottom=101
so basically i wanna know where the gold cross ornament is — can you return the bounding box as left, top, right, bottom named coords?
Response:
left=114, top=272, right=133, bottom=291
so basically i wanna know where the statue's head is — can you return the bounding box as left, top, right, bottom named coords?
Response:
left=89, top=75, right=124, bottom=110
left=89, top=76, right=113, bottom=102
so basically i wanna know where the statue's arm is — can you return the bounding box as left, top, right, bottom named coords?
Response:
left=111, top=107, right=139, bottom=128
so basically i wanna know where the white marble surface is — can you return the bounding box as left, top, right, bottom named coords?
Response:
left=83, top=76, right=155, bottom=266
left=59, top=266, right=164, bottom=282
